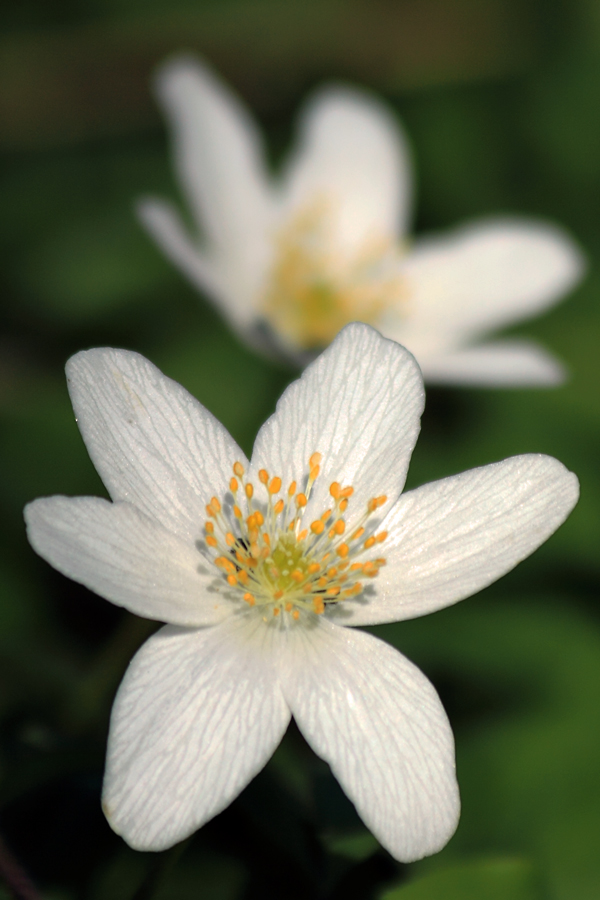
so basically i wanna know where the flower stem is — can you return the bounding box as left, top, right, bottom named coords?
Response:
left=0, top=834, right=44, bottom=900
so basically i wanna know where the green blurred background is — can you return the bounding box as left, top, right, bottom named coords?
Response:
left=1, top=0, right=600, bottom=897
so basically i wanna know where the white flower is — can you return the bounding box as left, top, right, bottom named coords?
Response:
left=24, top=324, right=578, bottom=859
left=138, top=55, right=585, bottom=387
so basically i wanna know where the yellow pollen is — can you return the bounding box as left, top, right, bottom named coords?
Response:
left=261, top=198, right=408, bottom=350
left=204, top=455, right=388, bottom=622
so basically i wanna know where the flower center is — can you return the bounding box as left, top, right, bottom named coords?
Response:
left=203, top=453, right=388, bottom=621
left=261, top=197, right=408, bottom=350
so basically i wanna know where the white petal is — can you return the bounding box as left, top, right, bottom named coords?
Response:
left=281, top=86, right=412, bottom=251
left=24, top=497, right=226, bottom=626
left=153, top=55, right=273, bottom=259
left=419, top=339, right=566, bottom=387
left=402, top=218, right=585, bottom=347
left=333, top=455, right=579, bottom=627
left=283, top=620, right=459, bottom=862
left=66, top=348, right=247, bottom=542
left=250, top=323, right=424, bottom=530
left=103, top=616, right=290, bottom=851
left=136, top=197, right=262, bottom=329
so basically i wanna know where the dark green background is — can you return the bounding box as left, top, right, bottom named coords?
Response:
left=1, top=1, right=599, bottom=897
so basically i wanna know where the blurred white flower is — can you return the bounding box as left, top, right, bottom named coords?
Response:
left=138, top=56, right=585, bottom=386
left=25, top=325, right=578, bottom=857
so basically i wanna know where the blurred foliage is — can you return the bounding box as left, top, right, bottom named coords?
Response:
left=1, top=0, right=600, bottom=898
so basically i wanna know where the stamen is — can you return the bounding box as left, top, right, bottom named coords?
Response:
left=203, top=454, right=388, bottom=622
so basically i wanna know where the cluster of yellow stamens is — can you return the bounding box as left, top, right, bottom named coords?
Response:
left=262, top=198, right=408, bottom=349
left=203, top=453, right=389, bottom=621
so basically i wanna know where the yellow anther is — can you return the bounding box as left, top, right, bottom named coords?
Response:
left=255, top=510, right=265, bottom=527
left=296, top=493, right=307, bottom=508
left=211, top=497, right=221, bottom=513
left=292, top=609, right=300, bottom=620
left=205, top=522, right=214, bottom=534
left=310, top=465, right=320, bottom=481
left=351, top=582, right=363, bottom=594
left=245, top=483, right=254, bottom=499
left=318, top=576, right=328, bottom=588
left=303, top=583, right=314, bottom=593
left=291, top=570, right=304, bottom=583
left=368, top=498, right=378, bottom=513
left=274, top=499, right=284, bottom=514
left=351, top=527, right=365, bottom=541
left=288, top=481, right=297, bottom=496
left=333, top=520, right=345, bottom=535
left=339, top=499, right=348, bottom=512
left=350, top=562, right=363, bottom=571
left=269, top=477, right=282, bottom=494
left=233, top=462, right=244, bottom=477
left=250, top=542, right=260, bottom=559
left=206, top=535, right=217, bottom=548
left=230, top=477, right=239, bottom=492
left=329, top=482, right=341, bottom=499
left=274, top=590, right=284, bottom=600
left=233, top=505, right=242, bottom=519
left=273, top=607, right=280, bottom=617
left=259, top=469, right=269, bottom=484
left=285, top=602, right=293, bottom=612
left=263, top=533, right=271, bottom=546
left=364, top=536, right=376, bottom=549
left=375, top=557, right=386, bottom=566
left=327, top=567, right=338, bottom=578
left=215, top=556, right=228, bottom=568
left=244, top=593, right=255, bottom=606
left=337, top=543, right=349, bottom=558
left=339, top=559, right=350, bottom=570
left=309, top=452, right=322, bottom=468
left=321, top=509, right=332, bottom=521
left=327, top=585, right=341, bottom=597
left=313, top=597, right=325, bottom=615
left=238, top=570, right=249, bottom=585
left=311, top=520, right=325, bottom=535
left=376, top=530, right=388, bottom=543
left=225, top=532, right=235, bottom=546
left=227, top=574, right=237, bottom=586
left=377, top=495, right=388, bottom=507
left=308, top=563, right=321, bottom=574
left=298, top=529, right=308, bottom=541
left=340, top=486, right=354, bottom=499
left=206, top=504, right=217, bottom=518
